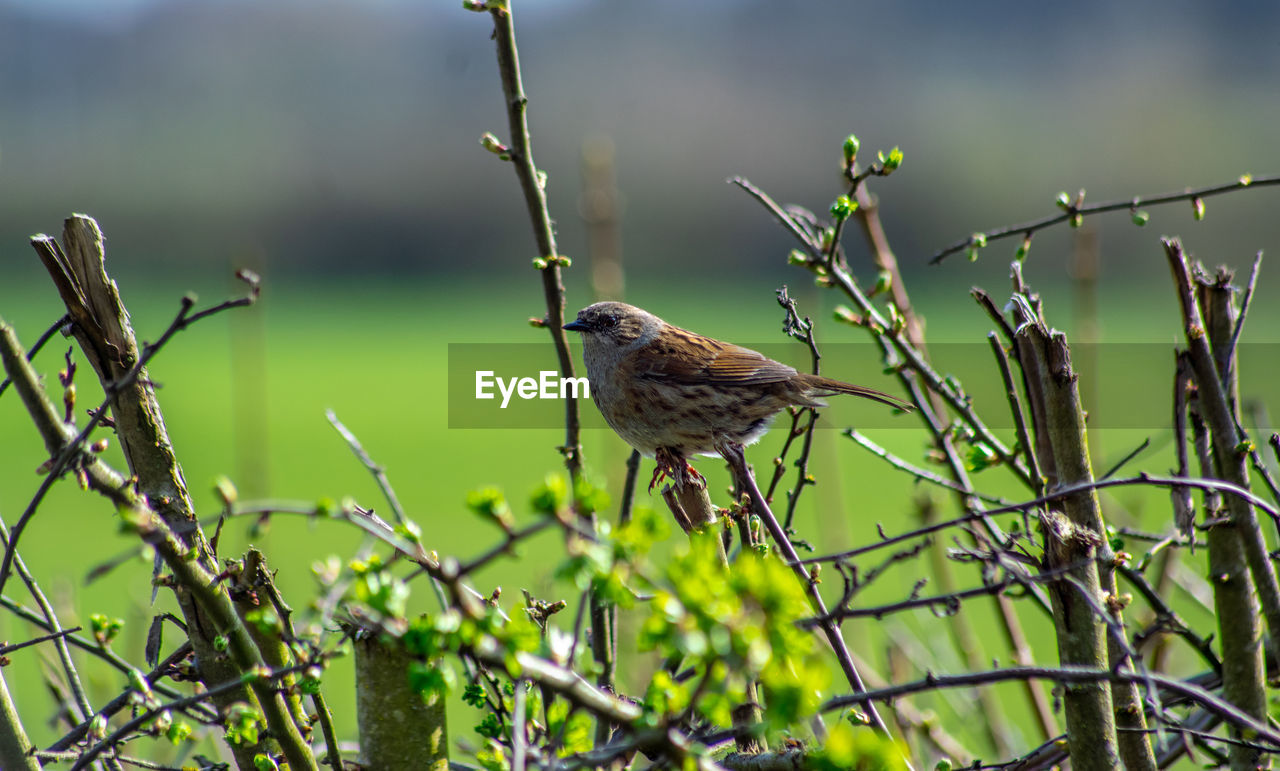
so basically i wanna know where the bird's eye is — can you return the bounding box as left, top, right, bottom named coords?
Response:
left=603, top=313, right=618, bottom=327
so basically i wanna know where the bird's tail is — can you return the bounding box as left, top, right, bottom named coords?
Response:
left=802, top=375, right=914, bottom=411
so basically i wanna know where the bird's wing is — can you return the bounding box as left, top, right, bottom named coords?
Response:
left=634, top=331, right=798, bottom=386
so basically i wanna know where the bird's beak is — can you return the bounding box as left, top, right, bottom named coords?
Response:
left=563, top=318, right=589, bottom=332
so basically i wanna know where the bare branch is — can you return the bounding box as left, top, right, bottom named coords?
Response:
left=823, top=665, right=1280, bottom=750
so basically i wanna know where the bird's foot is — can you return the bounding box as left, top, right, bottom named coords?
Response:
left=650, top=447, right=706, bottom=492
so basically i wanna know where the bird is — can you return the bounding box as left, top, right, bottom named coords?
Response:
left=563, top=301, right=911, bottom=490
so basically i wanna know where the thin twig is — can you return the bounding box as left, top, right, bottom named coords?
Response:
left=762, top=409, right=804, bottom=505
left=822, top=665, right=1280, bottom=750
left=0, top=285, right=255, bottom=598
left=70, top=659, right=318, bottom=771
left=732, top=177, right=1032, bottom=489
left=0, top=626, right=81, bottom=657
left=326, top=409, right=406, bottom=525
left=844, top=428, right=1010, bottom=504
left=0, top=313, right=70, bottom=399
left=48, top=642, right=210, bottom=752
left=775, top=288, right=823, bottom=529
left=618, top=449, right=641, bottom=526
left=0, top=516, right=94, bottom=727
left=1117, top=565, right=1221, bottom=674
left=986, top=332, right=1044, bottom=497
left=1099, top=438, right=1151, bottom=481
left=930, top=174, right=1280, bottom=264
left=1225, top=251, right=1262, bottom=378
left=471, top=0, right=583, bottom=480
left=982, top=472, right=1280, bottom=524
left=716, top=442, right=891, bottom=737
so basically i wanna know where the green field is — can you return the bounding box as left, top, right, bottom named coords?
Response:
left=1, top=268, right=1276, bottom=763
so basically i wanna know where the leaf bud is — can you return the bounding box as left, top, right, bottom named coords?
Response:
left=478, top=132, right=509, bottom=156
left=841, top=134, right=860, bottom=165
left=829, top=194, right=856, bottom=221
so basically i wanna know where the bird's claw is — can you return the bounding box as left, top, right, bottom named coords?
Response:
left=650, top=447, right=706, bottom=492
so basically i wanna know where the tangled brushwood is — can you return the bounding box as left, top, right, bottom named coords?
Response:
left=2, top=2, right=1280, bottom=770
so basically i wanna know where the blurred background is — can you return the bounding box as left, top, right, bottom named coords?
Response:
left=3, top=0, right=1280, bottom=283
left=2, top=0, right=1280, bottom=762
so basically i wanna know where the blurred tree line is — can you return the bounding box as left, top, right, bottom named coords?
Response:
left=2, top=0, right=1279, bottom=283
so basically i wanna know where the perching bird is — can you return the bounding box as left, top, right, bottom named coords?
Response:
left=563, top=301, right=911, bottom=489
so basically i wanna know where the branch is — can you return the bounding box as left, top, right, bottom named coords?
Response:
left=986, top=331, right=1044, bottom=499
left=0, top=516, right=95, bottom=728
left=70, top=659, right=318, bottom=771
left=1164, top=237, right=1280, bottom=652
left=981, top=472, right=1279, bottom=524
left=0, top=669, right=39, bottom=771
left=774, top=287, right=823, bottom=530
left=822, top=665, right=1280, bottom=750
left=327, top=409, right=407, bottom=525
left=48, top=642, right=205, bottom=753
left=0, top=258, right=258, bottom=598
left=930, top=174, right=1280, bottom=264
left=469, top=0, right=582, bottom=479
left=844, top=428, right=1010, bottom=504
left=716, top=442, right=891, bottom=737
left=1188, top=266, right=1270, bottom=769
left=1, top=289, right=314, bottom=769
left=0, top=313, right=69, bottom=400
left=1117, top=565, right=1221, bottom=675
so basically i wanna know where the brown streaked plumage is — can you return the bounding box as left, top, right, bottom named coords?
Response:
left=563, top=301, right=911, bottom=488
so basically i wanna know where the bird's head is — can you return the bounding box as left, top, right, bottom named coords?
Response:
left=563, top=302, right=661, bottom=350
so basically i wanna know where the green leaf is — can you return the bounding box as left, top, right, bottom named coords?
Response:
left=548, top=699, right=594, bottom=756
left=349, top=561, right=410, bottom=620
left=468, top=487, right=515, bottom=531
left=1014, top=235, right=1032, bottom=262
left=165, top=720, right=193, bottom=745
left=90, top=613, right=124, bottom=646
left=810, top=721, right=908, bottom=770
left=881, top=146, right=903, bottom=171
left=829, top=194, right=857, bottom=221
left=409, top=660, right=456, bottom=704
left=476, top=738, right=511, bottom=771
left=530, top=474, right=569, bottom=517
left=964, top=444, right=999, bottom=472
left=224, top=703, right=264, bottom=747
left=254, top=754, right=280, bottom=771
left=573, top=476, right=611, bottom=516
left=475, top=714, right=503, bottom=741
